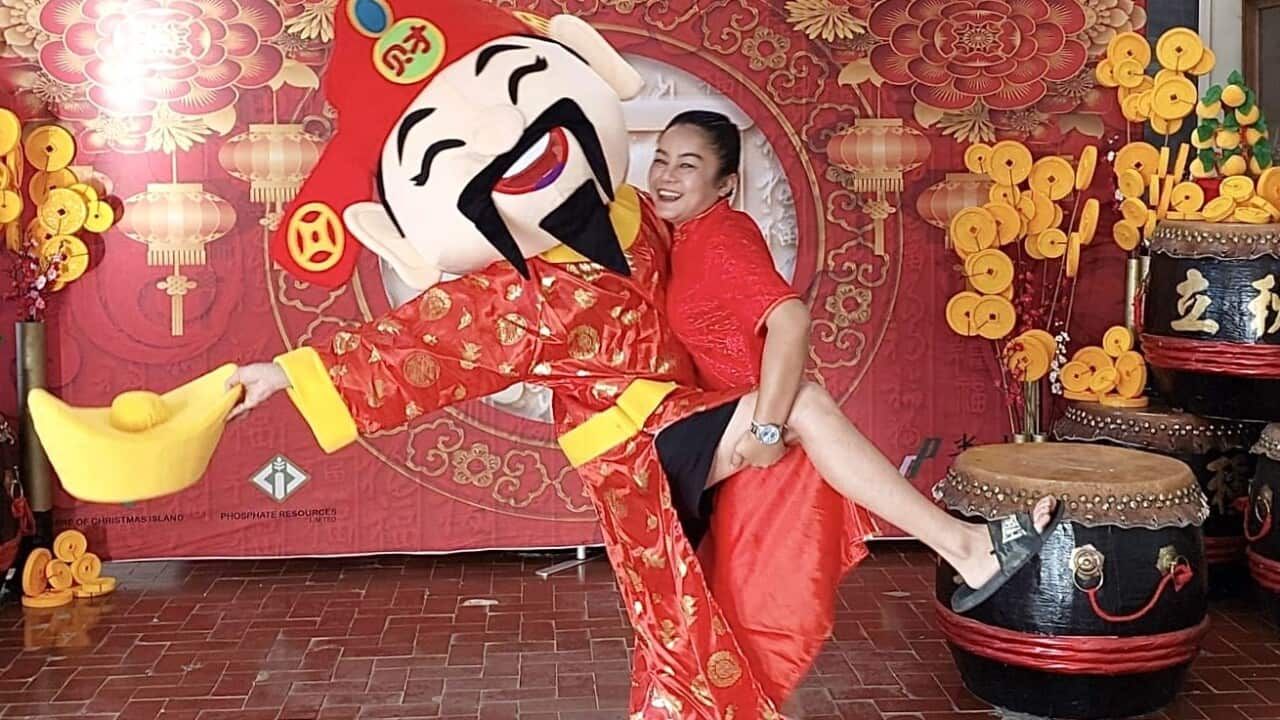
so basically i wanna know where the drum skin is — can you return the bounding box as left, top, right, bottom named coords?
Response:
left=933, top=443, right=1209, bottom=720
left=1052, top=400, right=1259, bottom=574
left=1142, top=221, right=1280, bottom=423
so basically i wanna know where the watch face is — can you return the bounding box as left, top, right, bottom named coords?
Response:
left=754, top=424, right=781, bottom=445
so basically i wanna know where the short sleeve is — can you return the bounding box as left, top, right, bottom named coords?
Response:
left=706, top=214, right=800, bottom=334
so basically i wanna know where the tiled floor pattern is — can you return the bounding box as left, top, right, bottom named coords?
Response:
left=0, top=543, right=1276, bottom=719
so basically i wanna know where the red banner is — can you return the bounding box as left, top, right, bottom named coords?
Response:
left=0, top=0, right=1139, bottom=559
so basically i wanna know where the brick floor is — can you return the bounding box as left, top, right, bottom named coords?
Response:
left=0, top=542, right=1274, bottom=719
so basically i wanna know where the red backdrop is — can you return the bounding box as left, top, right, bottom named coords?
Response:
left=0, top=0, right=1138, bottom=560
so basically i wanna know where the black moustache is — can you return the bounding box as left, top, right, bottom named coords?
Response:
left=457, top=99, right=617, bottom=279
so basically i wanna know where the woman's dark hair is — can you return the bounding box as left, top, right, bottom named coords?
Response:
left=665, top=110, right=741, bottom=180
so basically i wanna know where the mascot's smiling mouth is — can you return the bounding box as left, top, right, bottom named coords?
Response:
left=495, top=127, right=568, bottom=195
left=458, top=98, right=626, bottom=279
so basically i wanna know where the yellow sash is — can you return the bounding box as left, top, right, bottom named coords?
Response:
left=557, top=378, right=677, bottom=467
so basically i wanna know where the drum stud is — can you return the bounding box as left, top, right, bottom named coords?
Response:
left=1071, top=545, right=1104, bottom=588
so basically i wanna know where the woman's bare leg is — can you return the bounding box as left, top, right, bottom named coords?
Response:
left=706, top=383, right=1055, bottom=589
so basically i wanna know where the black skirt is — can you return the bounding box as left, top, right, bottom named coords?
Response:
left=655, top=399, right=740, bottom=548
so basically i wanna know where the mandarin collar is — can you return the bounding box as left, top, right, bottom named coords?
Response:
left=673, top=198, right=733, bottom=240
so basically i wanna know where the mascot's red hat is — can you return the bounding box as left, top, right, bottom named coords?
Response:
left=271, top=0, right=544, bottom=288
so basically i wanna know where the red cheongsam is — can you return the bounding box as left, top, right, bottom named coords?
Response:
left=664, top=199, right=881, bottom=705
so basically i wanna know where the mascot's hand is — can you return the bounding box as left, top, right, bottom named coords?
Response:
left=227, top=363, right=291, bottom=420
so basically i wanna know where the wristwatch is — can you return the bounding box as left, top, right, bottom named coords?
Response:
left=750, top=421, right=784, bottom=446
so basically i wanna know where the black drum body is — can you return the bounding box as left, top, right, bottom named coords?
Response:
left=1052, top=401, right=1259, bottom=578
left=934, top=443, right=1210, bottom=720
left=1246, top=426, right=1280, bottom=598
left=1142, top=221, right=1280, bottom=423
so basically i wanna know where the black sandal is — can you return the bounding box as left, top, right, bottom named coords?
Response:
left=950, top=501, right=1065, bottom=613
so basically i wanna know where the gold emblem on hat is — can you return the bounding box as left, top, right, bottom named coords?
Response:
left=286, top=202, right=345, bottom=273
left=373, top=18, right=446, bottom=84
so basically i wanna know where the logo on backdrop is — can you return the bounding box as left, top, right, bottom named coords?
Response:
left=250, top=455, right=309, bottom=503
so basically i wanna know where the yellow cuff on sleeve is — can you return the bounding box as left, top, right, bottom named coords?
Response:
left=273, top=347, right=359, bottom=454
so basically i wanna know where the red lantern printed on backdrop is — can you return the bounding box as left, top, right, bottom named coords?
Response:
left=217, top=124, right=325, bottom=206
left=825, top=117, right=931, bottom=256
left=116, top=183, right=237, bottom=336
left=825, top=118, right=932, bottom=192
left=917, top=172, right=997, bottom=230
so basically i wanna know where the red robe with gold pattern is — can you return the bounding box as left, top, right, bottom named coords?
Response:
left=662, top=199, right=880, bottom=705
left=277, top=187, right=782, bottom=718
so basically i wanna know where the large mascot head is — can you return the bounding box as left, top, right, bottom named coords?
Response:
left=272, top=0, right=644, bottom=289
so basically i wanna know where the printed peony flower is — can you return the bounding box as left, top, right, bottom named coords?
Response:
left=1077, top=0, right=1146, bottom=58
left=869, top=0, right=1089, bottom=111
left=37, top=0, right=285, bottom=117
left=0, top=0, right=50, bottom=59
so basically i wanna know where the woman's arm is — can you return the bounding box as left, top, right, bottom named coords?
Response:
left=751, top=297, right=811, bottom=427
left=728, top=297, right=810, bottom=469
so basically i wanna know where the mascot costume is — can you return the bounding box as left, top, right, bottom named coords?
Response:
left=30, top=0, right=878, bottom=715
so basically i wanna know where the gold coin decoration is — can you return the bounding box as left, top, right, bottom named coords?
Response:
left=21, top=531, right=117, bottom=606
left=23, top=126, right=75, bottom=172
left=1, top=113, right=117, bottom=304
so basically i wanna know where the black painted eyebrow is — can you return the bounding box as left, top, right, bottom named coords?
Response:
left=411, top=139, right=466, bottom=186
left=396, top=107, right=435, bottom=162
left=508, top=56, right=547, bottom=104
left=476, top=43, right=526, bottom=74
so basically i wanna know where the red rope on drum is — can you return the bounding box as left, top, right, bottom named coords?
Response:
left=1244, top=497, right=1273, bottom=542
left=1084, top=561, right=1194, bottom=623
left=1247, top=549, right=1280, bottom=593
left=1248, top=549, right=1280, bottom=591
left=1204, top=535, right=1247, bottom=565
left=933, top=598, right=1208, bottom=674
left=1140, top=334, right=1280, bottom=378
